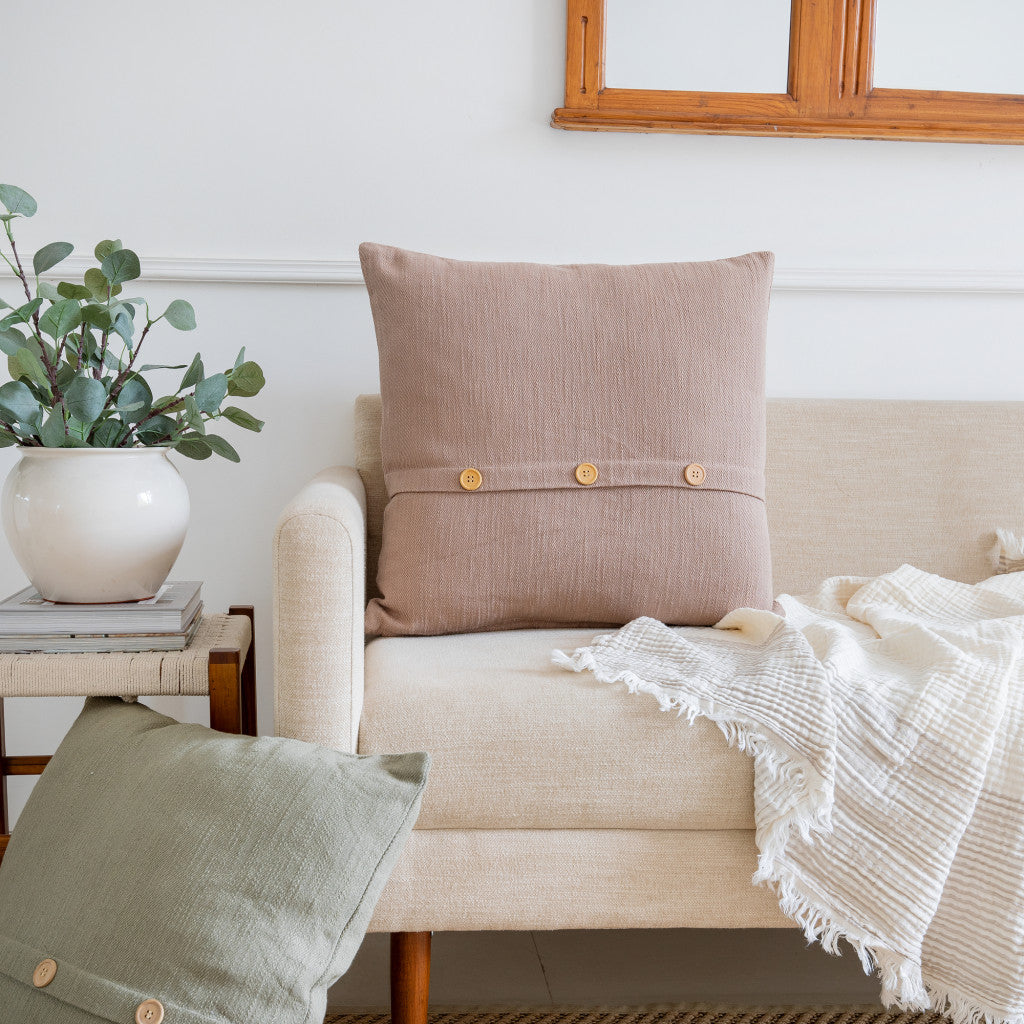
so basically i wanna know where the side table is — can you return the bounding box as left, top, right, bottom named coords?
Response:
left=0, top=605, right=256, bottom=866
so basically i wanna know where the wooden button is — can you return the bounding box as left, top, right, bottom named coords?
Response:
left=683, top=463, right=706, bottom=486
left=32, top=959, right=57, bottom=988
left=136, top=999, right=164, bottom=1024
left=458, top=468, right=482, bottom=491
left=574, top=462, right=599, bottom=485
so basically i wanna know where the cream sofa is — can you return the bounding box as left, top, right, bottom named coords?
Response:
left=274, top=395, right=1024, bottom=1021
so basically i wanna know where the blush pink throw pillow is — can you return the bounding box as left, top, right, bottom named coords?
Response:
left=360, top=243, right=775, bottom=637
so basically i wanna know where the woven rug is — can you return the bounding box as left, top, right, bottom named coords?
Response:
left=323, top=1006, right=946, bottom=1024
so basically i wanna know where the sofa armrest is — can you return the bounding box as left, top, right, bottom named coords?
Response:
left=274, top=466, right=366, bottom=752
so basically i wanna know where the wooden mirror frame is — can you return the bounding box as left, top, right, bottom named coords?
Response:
left=552, top=0, right=1024, bottom=144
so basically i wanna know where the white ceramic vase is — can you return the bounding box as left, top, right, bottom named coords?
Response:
left=1, top=448, right=190, bottom=604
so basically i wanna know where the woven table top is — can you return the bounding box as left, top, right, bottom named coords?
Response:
left=0, top=614, right=251, bottom=698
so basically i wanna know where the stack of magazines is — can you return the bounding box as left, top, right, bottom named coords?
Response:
left=0, top=581, right=203, bottom=653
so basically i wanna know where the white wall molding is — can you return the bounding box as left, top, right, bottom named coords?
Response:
left=28, top=256, right=364, bottom=286
left=11, top=256, right=1024, bottom=293
left=776, top=266, right=1024, bottom=294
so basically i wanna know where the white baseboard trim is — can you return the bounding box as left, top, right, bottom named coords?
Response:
left=11, top=257, right=1024, bottom=293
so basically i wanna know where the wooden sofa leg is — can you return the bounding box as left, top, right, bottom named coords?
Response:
left=390, top=931, right=431, bottom=1024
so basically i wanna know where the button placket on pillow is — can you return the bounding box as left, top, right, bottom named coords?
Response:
left=136, top=998, right=165, bottom=1024
left=574, top=463, right=599, bottom=485
left=32, top=957, right=57, bottom=988
left=684, top=463, right=706, bottom=486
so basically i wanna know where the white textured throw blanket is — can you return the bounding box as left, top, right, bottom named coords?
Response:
left=554, top=565, right=1024, bottom=1024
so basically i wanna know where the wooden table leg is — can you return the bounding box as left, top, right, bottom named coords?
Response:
left=0, top=703, right=49, bottom=866
left=0, top=697, right=8, bottom=837
left=391, top=931, right=431, bottom=1024
left=229, top=605, right=257, bottom=736
left=208, top=647, right=244, bottom=735
left=0, top=697, right=8, bottom=864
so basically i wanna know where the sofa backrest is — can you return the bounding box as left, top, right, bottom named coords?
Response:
left=355, top=394, right=1024, bottom=598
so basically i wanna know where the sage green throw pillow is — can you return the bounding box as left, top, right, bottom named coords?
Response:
left=0, top=697, right=429, bottom=1024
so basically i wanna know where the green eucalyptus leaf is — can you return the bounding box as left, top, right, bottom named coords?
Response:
left=57, top=282, right=93, bottom=301
left=0, top=380, right=40, bottom=423
left=162, top=299, right=196, bottom=331
left=111, top=310, right=134, bottom=345
left=0, top=430, right=17, bottom=448
left=65, top=376, right=107, bottom=423
left=83, top=267, right=111, bottom=302
left=204, top=433, right=240, bottom=462
left=183, top=395, right=205, bottom=434
left=11, top=401, right=43, bottom=439
left=39, top=408, right=66, bottom=447
left=194, top=372, right=227, bottom=414
left=0, top=185, right=37, bottom=218
left=116, top=377, right=152, bottom=423
left=65, top=413, right=88, bottom=435
left=108, top=302, right=139, bottom=325
left=9, top=347, right=50, bottom=389
left=174, top=434, right=212, bottom=460
left=139, top=363, right=187, bottom=372
left=13, top=422, right=39, bottom=441
left=39, top=299, right=83, bottom=340
left=100, top=248, right=141, bottom=287
left=55, top=362, right=79, bottom=390
left=0, top=328, right=26, bottom=356
left=220, top=405, right=264, bottom=432
left=93, top=239, right=122, bottom=262
left=36, top=282, right=61, bottom=302
left=136, top=415, right=177, bottom=443
left=1, top=298, right=43, bottom=328
left=102, top=349, right=125, bottom=373
left=233, top=346, right=246, bottom=370
left=62, top=435, right=90, bottom=448
left=153, top=395, right=185, bottom=414
left=82, top=304, right=113, bottom=332
left=32, top=241, right=73, bottom=276
left=62, top=339, right=81, bottom=367
left=226, top=360, right=265, bottom=398
left=90, top=419, right=124, bottom=447
left=180, top=353, right=204, bottom=391
left=0, top=298, right=10, bottom=310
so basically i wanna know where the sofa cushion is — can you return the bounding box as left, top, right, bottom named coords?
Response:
left=360, top=627, right=755, bottom=830
left=359, top=243, right=775, bottom=636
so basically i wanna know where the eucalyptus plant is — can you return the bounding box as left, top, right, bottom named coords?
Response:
left=0, top=184, right=265, bottom=461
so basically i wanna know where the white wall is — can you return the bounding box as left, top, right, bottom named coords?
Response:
left=3, top=0, right=1024, bottom=1009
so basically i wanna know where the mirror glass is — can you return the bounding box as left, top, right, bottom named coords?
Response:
left=874, top=1, right=1024, bottom=94
left=604, top=0, right=792, bottom=93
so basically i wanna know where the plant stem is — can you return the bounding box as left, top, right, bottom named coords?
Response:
left=96, top=330, right=109, bottom=379
left=8, top=236, right=48, bottom=364
left=76, top=324, right=87, bottom=372
left=116, top=391, right=197, bottom=448
left=109, top=319, right=152, bottom=402
left=0, top=247, right=20, bottom=281
left=4, top=227, right=33, bottom=307
left=4, top=223, right=60, bottom=393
